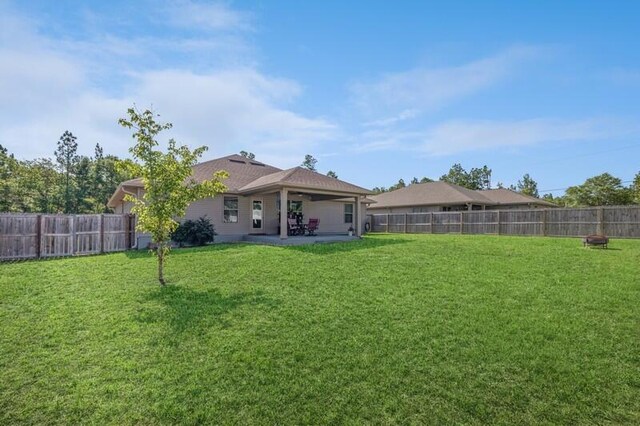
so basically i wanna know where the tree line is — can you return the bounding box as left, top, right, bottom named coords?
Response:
left=0, top=131, right=135, bottom=214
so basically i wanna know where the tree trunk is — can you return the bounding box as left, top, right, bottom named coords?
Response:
left=157, top=245, right=166, bottom=285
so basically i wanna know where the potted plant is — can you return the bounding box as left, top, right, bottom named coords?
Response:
left=347, top=226, right=355, bottom=237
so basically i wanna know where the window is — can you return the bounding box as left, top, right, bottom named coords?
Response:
left=288, top=200, right=303, bottom=213
left=223, top=197, right=238, bottom=223
left=344, top=203, right=354, bottom=223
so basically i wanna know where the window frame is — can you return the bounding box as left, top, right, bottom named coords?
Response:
left=223, top=196, right=239, bottom=223
left=344, top=203, right=354, bottom=223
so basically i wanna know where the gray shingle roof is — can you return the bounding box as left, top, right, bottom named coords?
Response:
left=118, top=154, right=283, bottom=193
left=478, top=189, right=556, bottom=206
left=110, top=155, right=371, bottom=208
left=369, top=182, right=555, bottom=209
left=369, top=182, right=494, bottom=208
left=239, top=167, right=372, bottom=195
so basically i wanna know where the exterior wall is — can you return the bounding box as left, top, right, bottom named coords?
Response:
left=369, top=203, right=547, bottom=214
left=484, top=204, right=545, bottom=210
left=368, top=205, right=449, bottom=214
left=113, top=191, right=366, bottom=239
left=303, top=199, right=355, bottom=234
left=184, top=193, right=279, bottom=236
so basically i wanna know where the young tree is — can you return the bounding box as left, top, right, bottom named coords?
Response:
left=327, top=170, right=338, bottom=179
left=239, top=150, right=256, bottom=160
left=119, top=107, right=228, bottom=285
left=54, top=131, right=79, bottom=213
left=301, top=154, right=317, bottom=171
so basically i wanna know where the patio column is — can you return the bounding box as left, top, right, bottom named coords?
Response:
left=354, top=196, right=361, bottom=237
left=280, top=187, right=288, bottom=239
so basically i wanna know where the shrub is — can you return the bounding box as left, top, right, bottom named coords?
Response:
left=172, top=216, right=216, bottom=247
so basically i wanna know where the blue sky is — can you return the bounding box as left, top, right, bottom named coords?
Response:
left=1, top=1, right=639, bottom=194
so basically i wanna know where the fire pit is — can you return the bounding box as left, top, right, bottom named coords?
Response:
left=582, top=235, right=609, bottom=249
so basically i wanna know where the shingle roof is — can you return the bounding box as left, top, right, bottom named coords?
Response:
left=369, top=182, right=494, bottom=208
left=109, top=155, right=371, bottom=207
left=117, top=154, right=283, bottom=192
left=369, top=182, right=556, bottom=209
left=478, top=189, right=556, bottom=207
left=239, top=167, right=372, bottom=195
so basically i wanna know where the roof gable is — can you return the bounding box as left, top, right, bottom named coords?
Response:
left=239, top=166, right=372, bottom=195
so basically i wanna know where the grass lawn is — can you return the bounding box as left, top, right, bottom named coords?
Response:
left=1, top=234, right=639, bottom=424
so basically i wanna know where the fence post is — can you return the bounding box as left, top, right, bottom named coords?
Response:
left=497, top=210, right=501, bottom=235
left=70, top=215, right=76, bottom=255
left=597, top=207, right=604, bottom=235
left=542, top=209, right=548, bottom=236
left=99, top=214, right=105, bottom=253
left=460, top=212, right=464, bottom=234
left=386, top=214, right=389, bottom=233
left=35, top=214, right=42, bottom=259
left=125, top=215, right=131, bottom=249
left=430, top=212, right=433, bottom=234
left=404, top=213, right=407, bottom=233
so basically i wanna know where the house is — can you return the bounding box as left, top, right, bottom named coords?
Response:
left=108, top=154, right=373, bottom=245
left=367, top=182, right=555, bottom=214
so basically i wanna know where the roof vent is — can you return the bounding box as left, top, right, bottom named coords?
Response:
left=229, top=159, right=246, bottom=164
left=250, top=162, right=265, bottom=167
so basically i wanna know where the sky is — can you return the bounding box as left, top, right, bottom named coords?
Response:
left=1, top=0, right=639, bottom=195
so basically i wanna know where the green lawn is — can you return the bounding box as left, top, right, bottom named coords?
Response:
left=1, top=234, right=639, bottom=424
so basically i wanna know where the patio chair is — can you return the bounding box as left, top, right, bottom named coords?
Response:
left=306, top=218, right=319, bottom=236
left=287, top=218, right=303, bottom=236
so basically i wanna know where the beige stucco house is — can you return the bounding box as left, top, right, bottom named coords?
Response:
left=108, top=154, right=373, bottom=245
left=368, top=182, right=555, bottom=214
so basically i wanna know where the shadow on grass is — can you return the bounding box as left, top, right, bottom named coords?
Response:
left=124, top=242, right=251, bottom=260
left=136, top=285, right=277, bottom=335
left=281, top=236, right=411, bottom=255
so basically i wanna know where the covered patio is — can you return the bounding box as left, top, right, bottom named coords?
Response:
left=238, top=167, right=373, bottom=240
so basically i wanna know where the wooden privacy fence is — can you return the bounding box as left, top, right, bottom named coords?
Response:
left=367, top=206, right=640, bottom=239
left=0, top=214, right=135, bottom=261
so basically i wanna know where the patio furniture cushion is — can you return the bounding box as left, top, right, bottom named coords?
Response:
left=306, top=218, right=319, bottom=236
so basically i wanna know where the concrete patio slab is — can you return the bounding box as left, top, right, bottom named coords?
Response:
left=242, top=234, right=359, bottom=246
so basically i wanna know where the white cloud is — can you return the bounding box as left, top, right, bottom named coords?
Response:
left=350, top=46, right=542, bottom=118
left=163, top=0, right=251, bottom=32
left=0, top=4, right=335, bottom=167
left=420, top=118, right=640, bottom=156
left=362, top=109, right=420, bottom=128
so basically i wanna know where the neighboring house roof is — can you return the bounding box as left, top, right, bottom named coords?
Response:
left=369, top=181, right=494, bottom=209
left=478, top=188, right=556, bottom=207
left=108, top=154, right=371, bottom=207
left=368, top=182, right=555, bottom=209
left=240, top=167, right=372, bottom=195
